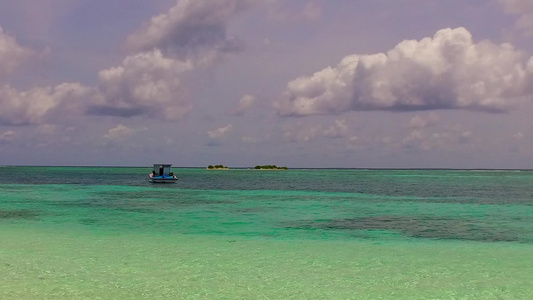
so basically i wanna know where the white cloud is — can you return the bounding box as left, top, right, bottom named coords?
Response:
left=0, top=27, right=92, bottom=126
left=400, top=121, right=476, bottom=152
left=284, top=119, right=351, bottom=143
left=0, top=83, right=91, bottom=125
left=408, top=113, right=441, bottom=129
left=275, top=55, right=358, bottom=115
left=1, top=0, right=266, bottom=125
left=208, top=124, right=233, bottom=138
left=284, top=123, right=321, bottom=143
left=275, top=27, right=533, bottom=116
left=402, top=129, right=457, bottom=151
left=236, top=94, right=256, bottom=115
left=0, top=26, right=33, bottom=79
left=126, top=0, right=255, bottom=56
left=323, top=119, right=349, bottom=138
left=104, top=124, right=135, bottom=140
left=513, top=132, right=524, bottom=139
left=92, top=0, right=262, bottom=121
left=499, top=0, right=533, bottom=35
left=0, top=130, right=16, bottom=144
left=91, top=49, right=194, bottom=120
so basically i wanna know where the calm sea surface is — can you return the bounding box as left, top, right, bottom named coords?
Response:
left=1, top=167, right=532, bottom=299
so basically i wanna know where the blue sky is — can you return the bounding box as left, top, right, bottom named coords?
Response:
left=1, top=0, right=532, bottom=168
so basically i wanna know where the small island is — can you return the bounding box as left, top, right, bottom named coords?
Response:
left=207, top=165, right=229, bottom=170
left=254, top=165, right=288, bottom=170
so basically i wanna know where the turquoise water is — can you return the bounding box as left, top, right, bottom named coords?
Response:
left=1, top=167, right=532, bottom=299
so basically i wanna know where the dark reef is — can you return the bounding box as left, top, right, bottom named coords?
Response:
left=284, top=215, right=524, bottom=243
left=0, top=209, right=40, bottom=219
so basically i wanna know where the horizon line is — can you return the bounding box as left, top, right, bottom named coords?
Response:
left=1, top=165, right=532, bottom=171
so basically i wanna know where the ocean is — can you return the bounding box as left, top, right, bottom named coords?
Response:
left=0, top=167, right=532, bottom=299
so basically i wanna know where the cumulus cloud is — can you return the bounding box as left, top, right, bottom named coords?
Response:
left=93, top=0, right=260, bottom=121
left=208, top=124, right=233, bottom=139
left=0, top=27, right=91, bottom=126
left=402, top=129, right=443, bottom=151
left=1, top=1, right=263, bottom=124
left=0, top=26, right=33, bottom=79
left=323, top=119, right=349, bottom=138
left=284, top=119, right=350, bottom=142
left=126, top=0, right=254, bottom=57
left=104, top=124, right=135, bottom=140
left=276, top=54, right=358, bottom=115
left=235, top=94, right=256, bottom=115
left=0, top=130, right=16, bottom=144
left=0, top=83, right=91, bottom=125
left=275, top=27, right=533, bottom=116
left=284, top=123, right=321, bottom=143
left=408, top=113, right=441, bottom=129
left=400, top=116, right=476, bottom=152
left=513, top=132, right=524, bottom=139
left=499, top=0, right=533, bottom=35
left=91, top=49, right=194, bottom=119
left=402, top=129, right=469, bottom=152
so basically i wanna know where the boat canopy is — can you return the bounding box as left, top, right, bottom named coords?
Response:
left=152, top=164, right=173, bottom=176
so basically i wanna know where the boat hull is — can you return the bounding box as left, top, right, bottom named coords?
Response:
left=149, top=174, right=178, bottom=183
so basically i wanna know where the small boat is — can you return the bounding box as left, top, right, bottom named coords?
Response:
left=149, top=164, right=178, bottom=183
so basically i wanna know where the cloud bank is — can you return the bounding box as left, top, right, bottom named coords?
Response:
left=2, top=1, right=261, bottom=125
left=275, top=27, right=533, bottom=116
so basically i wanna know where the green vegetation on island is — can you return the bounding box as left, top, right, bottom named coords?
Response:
left=254, top=165, right=288, bottom=170
left=207, top=165, right=229, bottom=170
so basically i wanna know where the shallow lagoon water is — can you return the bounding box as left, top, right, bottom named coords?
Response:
left=0, top=167, right=532, bottom=299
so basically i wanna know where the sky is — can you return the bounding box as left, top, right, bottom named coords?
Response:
left=1, top=0, right=533, bottom=168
